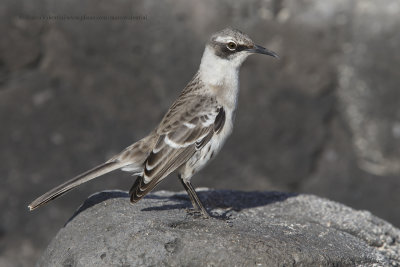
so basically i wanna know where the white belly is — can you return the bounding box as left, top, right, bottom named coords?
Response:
left=179, top=109, right=234, bottom=180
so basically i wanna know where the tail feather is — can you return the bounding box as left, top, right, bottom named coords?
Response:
left=28, top=161, right=129, bottom=211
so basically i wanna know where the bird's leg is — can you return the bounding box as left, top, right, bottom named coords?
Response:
left=179, top=176, right=210, bottom=218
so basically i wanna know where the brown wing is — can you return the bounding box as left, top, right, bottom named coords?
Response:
left=129, top=95, right=225, bottom=203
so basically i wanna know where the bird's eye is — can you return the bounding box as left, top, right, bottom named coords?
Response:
left=227, top=41, right=237, bottom=51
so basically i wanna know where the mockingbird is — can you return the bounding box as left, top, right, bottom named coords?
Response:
left=28, top=28, right=278, bottom=217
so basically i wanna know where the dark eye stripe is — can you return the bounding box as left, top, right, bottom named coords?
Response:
left=236, top=44, right=249, bottom=52
left=210, top=41, right=251, bottom=59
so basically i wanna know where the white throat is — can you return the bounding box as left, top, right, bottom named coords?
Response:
left=199, top=46, right=246, bottom=87
left=198, top=46, right=249, bottom=109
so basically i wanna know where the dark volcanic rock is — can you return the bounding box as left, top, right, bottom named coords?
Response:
left=38, top=190, right=400, bottom=266
left=1, top=0, right=400, bottom=265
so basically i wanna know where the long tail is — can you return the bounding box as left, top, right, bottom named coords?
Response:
left=28, top=161, right=129, bottom=211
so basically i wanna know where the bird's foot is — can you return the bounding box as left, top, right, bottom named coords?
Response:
left=185, top=208, right=210, bottom=219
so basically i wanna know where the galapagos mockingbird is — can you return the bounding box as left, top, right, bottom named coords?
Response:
left=28, top=28, right=278, bottom=217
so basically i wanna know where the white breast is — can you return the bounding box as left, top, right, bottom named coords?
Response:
left=179, top=102, right=236, bottom=180
left=179, top=44, right=244, bottom=180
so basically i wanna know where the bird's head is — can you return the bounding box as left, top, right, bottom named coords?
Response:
left=206, top=28, right=278, bottom=68
left=199, top=28, right=278, bottom=87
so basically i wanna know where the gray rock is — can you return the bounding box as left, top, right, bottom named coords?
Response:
left=38, top=190, right=400, bottom=266
left=1, top=0, right=400, bottom=265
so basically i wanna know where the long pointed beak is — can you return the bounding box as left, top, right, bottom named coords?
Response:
left=247, top=44, right=279, bottom=58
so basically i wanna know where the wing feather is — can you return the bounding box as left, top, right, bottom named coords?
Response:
left=129, top=94, right=225, bottom=203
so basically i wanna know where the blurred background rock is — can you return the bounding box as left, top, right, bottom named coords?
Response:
left=1, top=0, right=399, bottom=265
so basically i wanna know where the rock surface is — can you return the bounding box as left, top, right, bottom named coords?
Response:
left=38, top=190, right=400, bottom=266
left=1, top=0, right=400, bottom=265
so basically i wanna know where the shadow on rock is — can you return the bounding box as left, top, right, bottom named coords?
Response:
left=66, top=190, right=129, bottom=225
left=143, top=190, right=297, bottom=213
left=67, top=189, right=297, bottom=224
